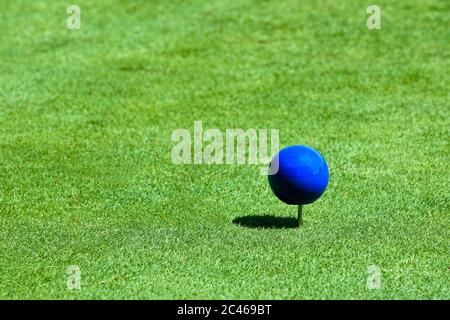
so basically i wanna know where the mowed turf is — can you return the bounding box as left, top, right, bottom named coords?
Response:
left=0, top=0, right=449, bottom=299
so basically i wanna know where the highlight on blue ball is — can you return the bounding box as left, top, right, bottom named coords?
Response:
left=268, top=145, right=329, bottom=205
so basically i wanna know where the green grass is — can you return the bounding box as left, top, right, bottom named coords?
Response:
left=0, top=0, right=449, bottom=299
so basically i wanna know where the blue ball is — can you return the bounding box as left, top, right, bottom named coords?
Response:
left=268, top=145, right=329, bottom=205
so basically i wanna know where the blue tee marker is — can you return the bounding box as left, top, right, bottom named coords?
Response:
left=268, top=145, right=329, bottom=227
